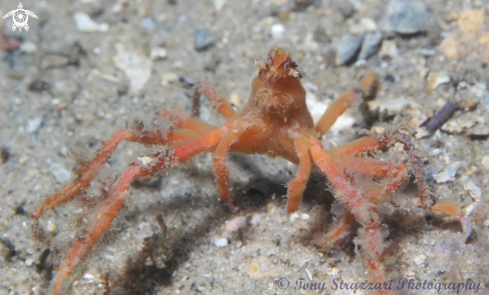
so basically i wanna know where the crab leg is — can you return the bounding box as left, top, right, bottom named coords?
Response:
left=52, top=128, right=225, bottom=295
left=285, top=136, right=312, bottom=213
left=198, top=81, right=237, bottom=119
left=32, top=129, right=198, bottom=220
left=159, top=108, right=217, bottom=132
left=314, top=211, right=354, bottom=249
left=309, top=140, right=386, bottom=292
left=316, top=73, right=376, bottom=136
left=330, top=136, right=390, bottom=157
left=213, top=124, right=250, bottom=207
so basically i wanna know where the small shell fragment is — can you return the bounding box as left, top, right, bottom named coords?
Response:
left=414, top=254, right=427, bottom=265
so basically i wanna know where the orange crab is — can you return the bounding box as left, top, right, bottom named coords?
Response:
left=32, top=47, right=466, bottom=295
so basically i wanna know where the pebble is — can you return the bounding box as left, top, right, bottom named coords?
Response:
left=378, top=39, right=398, bottom=59
left=214, top=238, right=228, bottom=247
left=150, top=47, right=168, bottom=60
left=458, top=9, right=485, bottom=34
left=50, top=163, right=72, bottom=183
left=360, top=18, right=378, bottom=32
left=465, top=180, right=482, bottom=202
left=161, top=73, right=179, bottom=85
left=113, top=48, right=152, bottom=94
left=179, top=75, right=195, bottom=86
left=336, top=35, right=364, bottom=65
left=271, top=24, right=285, bottom=40
left=194, top=29, right=216, bottom=51
left=73, top=12, right=109, bottom=32
left=380, top=0, right=435, bottom=34
left=441, top=113, right=483, bottom=134
left=482, top=155, right=489, bottom=169
left=336, top=1, right=355, bottom=19
left=46, top=220, right=58, bottom=234
left=26, top=117, right=43, bottom=133
left=266, top=249, right=276, bottom=256
left=424, top=165, right=438, bottom=181
left=141, top=16, right=156, bottom=30
left=25, top=258, right=33, bottom=267
left=41, top=54, right=70, bottom=70
left=439, top=34, right=459, bottom=60
left=230, top=92, right=241, bottom=107
left=19, top=41, right=38, bottom=54
left=434, top=162, right=461, bottom=183
left=225, top=216, right=247, bottom=232
left=425, top=71, right=451, bottom=93
left=358, top=32, right=383, bottom=60
left=414, top=254, right=427, bottom=265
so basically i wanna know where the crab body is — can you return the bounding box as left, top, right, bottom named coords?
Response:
left=32, top=48, right=465, bottom=295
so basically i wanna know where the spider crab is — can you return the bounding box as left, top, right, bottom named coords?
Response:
left=32, top=47, right=466, bottom=294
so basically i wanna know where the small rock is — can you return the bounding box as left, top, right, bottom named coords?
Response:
left=230, top=92, right=241, bottom=107
left=482, top=155, right=489, bottom=169
left=288, top=0, right=316, bottom=11
left=439, top=34, right=459, bottom=60
left=113, top=48, right=152, bottom=94
left=82, top=273, right=96, bottom=283
left=378, top=39, right=398, bottom=59
left=194, top=29, right=216, bottom=51
left=458, top=9, right=485, bottom=34
left=50, top=163, right=72, bottom=183
left=266, top=249, right=275, bottom=256
left=358, top=32, right=383, bottom=60
left=41, top=54, right=70, bottom=70
left=380, top=0, right=435, bottom=34
left=424, top=165, right=438, bottom=181
left=46, top=220, right=58, bottom=234
left=213, top=0, right=227, bottom=10
left=73, top=12, right=109, bottom=32
left=225, top=216, right=247, bottom=232
left=360, top=18, right=378, bottom=32
left=414, top=254, right=427, bottom=265
left=465, top=180, right=482, bottom=202
left=336, top=35, right=364, bottom=65
left=368, top=97, right=418, bottom=114
left=26, top=117, right=43, bottom=133
left=141, top=16, right=156, bottom=30
left=179, top=75, right=194, bottom=86
left=19, top=41, right=38, bottom=54
left=336, top=1, right=355, bottom=19
left=161, top=73, right=179, bottom=85
left=434, top=162, right=461, bottom=183
left=214, top=238, right=228, bottom=247
left=441, top=113, right=482, bottom=134
left=150, top=47, right=168, bottom=60
left=425, top=71, right=451, bottom=94
left=25, top=258, right=33, bottom=266
left=271, top=24, right=285, bottom=40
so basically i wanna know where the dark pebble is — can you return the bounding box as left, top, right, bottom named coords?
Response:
left=384, top=74, right=395, bottom=83
left=194, top=29, right=216, bottom=52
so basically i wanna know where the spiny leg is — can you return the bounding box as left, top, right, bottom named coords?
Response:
left=338, top=156, right=408, bottom=202
left=32, top=128, right=197, bottom=220
left=309, top=140, right=386, bottom=289
left=285, top=136, right=311, bottom=213
left=316, top=73, right=376, bottom=136
left=213, top=124, right=250, bottom=208
left=314, top=210, right=354, bottom=249
left=52, top=128, right=226, bottom=295
left=198, top=81, right=237, bottom=119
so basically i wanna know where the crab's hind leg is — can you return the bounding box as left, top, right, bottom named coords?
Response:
left=309, top=141, right=387, bottom=293
left=285, top=136, right=312, bottom=213
left=52, top=128, right=225, bottom=295
left=198, top=81, right=237, bottom=119
left=316, top=73, right=376, bottom=136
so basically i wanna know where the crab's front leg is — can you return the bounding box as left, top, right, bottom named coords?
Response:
left=51, top=128, right=225, bottom=295
left=284, top=134, right=312, bottom=213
